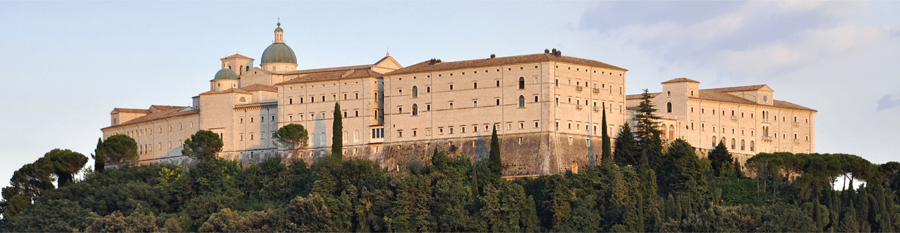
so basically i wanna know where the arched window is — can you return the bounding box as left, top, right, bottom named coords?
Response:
left=731, top=138, right=736, bottom=149
left=412, top=104, right=418, bottom=116
left=571, top=161, right=579, bottom=174
left=412, top=86, right=418, bottom=98
left=519, top=95, right=525, bottom=107
left=666, top=102, right=672, bottom=113
left=750, top=140, right=755, bottom=151
left=239, top=97, right=246, bottom=102
left=741, top=139, right=745, bottom=150
left=518, top=77, right=525, bottom=89
left=712, top=136, right=717, bottom=148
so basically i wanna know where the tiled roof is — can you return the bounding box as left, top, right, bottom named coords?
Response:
left=239, top=84, right=277, bottom=92
left=626, top=93, right=660, bottom=100
left=661, top=78, right=700, bottom=84
left=628, top=85, right=816, bottom=111
left=221, top=53, right=254, bottom=60
left=385, top=53, right=627, bottom=76
left=198, top=88, right=251, bottom=96
left=276, top=69, right=382, bottom=85
left=112, top=108, right=150, bottom=114
left=102, top=106, right=198, bottom=130
left=278, top=64, right=374, bottom=75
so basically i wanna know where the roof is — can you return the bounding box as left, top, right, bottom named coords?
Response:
left=260, top=43, right=297, bottom=64
left=628, top=85, right=816, bottom=111
left=661, top=78, right=700, bottom=84
left=102, top=106, right=198, bottom=130
left=239, top=84, right=277, bottom=92
left=703, top=84, right=769, bottom=93
left=214, top=68, right=239, bottom=80
left=199, top=88, right=251, bottom=96
left=276, top=68, right=383, bottom=85
left=279, top=64, right=374, bottom=75
left=111, top=108, right=150, bottom=114
left=385, top=52, right=627, bottom=76
left=221, top=53, right=254, bottom=61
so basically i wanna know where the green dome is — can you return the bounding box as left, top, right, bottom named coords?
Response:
left=214, top=68, right=238, bottom=80
left=260, top=43, right=297, bottom=64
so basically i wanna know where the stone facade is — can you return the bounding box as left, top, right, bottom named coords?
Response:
left=101, top=23, right=816, bottom=176
left=625, top=78, right=817, bottom=166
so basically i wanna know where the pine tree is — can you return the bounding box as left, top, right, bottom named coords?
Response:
left=613, top=123, right=637, bottom=166
left=633, top=89, right=663, bottom=170
left=92, top=138, right=106, bottom=173
left=708, top=141, right=732, bottom=176
left=601, top=105, right=612, bottom=167
left=332, top=102, right=343, bottom=160
left=489, top=126, right=502, bottom=180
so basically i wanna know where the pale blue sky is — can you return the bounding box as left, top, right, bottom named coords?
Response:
left=1, top=1, right=899, bottom=185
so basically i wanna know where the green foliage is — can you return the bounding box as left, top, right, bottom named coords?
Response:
left=4, top=134, right=900, bottom=233
left=102, top=134, right=139, bottom=167
left=274, top=123, right=309, bottom=158
left=613, top=123, right=637, bottom=167
left=182, top=130, right=224, bottom=161
left=601, top=105, right=612, bottom=167
left=633, top=89, right=664, bottom=171
left=708, top=141, right=733, bottom=177
left=489, top=126, right=502, bottom=180
left=332, top=102, right=343, bottom=160
left=93, top=137, right=106, bottom=173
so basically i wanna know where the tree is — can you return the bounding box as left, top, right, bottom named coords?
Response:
left=102, top=134, right=139, bottom=167
left=601, top=105, right=612, bottom=167
left=274, top=123, right=309, bottom=158
left=92, top=138, right=106, bottom=173
left=633, top=89, right=663, bottom=170
left=708, top=141, right=733, bottom=177
left=287, top=194, right=336, bottom=232
left=613, top=123, right=637, bottom=167
left=489, top=126, right=502, bottom=180
left=182, top=130, right=224, bottom=161
left=332, top=102, right=343, bottom=160
left=45, top=149, right=88, bottom=187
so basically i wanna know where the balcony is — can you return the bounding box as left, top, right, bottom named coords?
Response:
left=762, top=136, right=773, bottom=141
left=593, top=106, right=600, bottom=112
left=731, top=115, right=738, bottom=121
left=592, top=88, right=600, bottom=93
left=576, top=104, right=583, bottom=110
left=575, top=86, right=584, bottom=92
left=793, top=139, right=800, bottom=144
left=792, top=122, right=800, bottom=127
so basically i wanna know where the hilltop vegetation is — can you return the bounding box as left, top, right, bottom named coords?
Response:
left=1, top=102, right=899, bottom=232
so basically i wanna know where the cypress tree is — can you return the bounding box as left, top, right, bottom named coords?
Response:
left=92, top=138, right=105, bottom=173
left=600, top=105, right=612, bottom=167
left=331, top=102, right=342, bottom=160
left=489, top=126, right=502, bottom=180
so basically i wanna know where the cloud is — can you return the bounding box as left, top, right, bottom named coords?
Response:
left=577, top=1, right=889, bottom=78
left=877, top=94, right=900, bottom=111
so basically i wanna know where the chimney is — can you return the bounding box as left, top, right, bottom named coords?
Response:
left=544, top=49, right=550, bottom=54
left=490, top=54, right=496, bottom=59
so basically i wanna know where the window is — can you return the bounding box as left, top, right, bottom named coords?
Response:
left=450, top=84, right=454, bottom=90
left=344, top=94, right=347, bottom=100
left=412, top=104, right=418, bottom=116
left=712, top=136, right=717, bottom=147
left=473, top=100, right=477, bottom=107
left=731, top=138, right=736, bottom=149
left=666, top=102, right=672, bottom=113
left=426, top=105, right=431, bottom=111
left=496, top=80, right=500, bottom=87
left=356, top=93, right=359, bottom=99
left=534, top=96, right=538, bottom=102
left=450, top=102, right=454, bottom=109
left=355, top=111, right=359, bottom=117
left=496, top=99, right=500, bottom=105
left=412, top=86, right=418, bottom=97
left=427, top=87, right=431, bottom=93
left=750, top=141, right=755, bottom=151
left=519, top=95, right=525, bottom=107
left=289, top=98, right=293, bottom=104
left=474, top=82, right=478, bottom=89
left=519, top=77, right=525, bottom=89
left=741, top=139, right=745, bottom=150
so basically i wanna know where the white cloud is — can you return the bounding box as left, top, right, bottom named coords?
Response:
left=719, top=25, right=892, bottom=74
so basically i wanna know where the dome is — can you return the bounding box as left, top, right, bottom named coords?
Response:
left=214, top=68, right=238, bottom=80
left=260, top=43, right=297, bottom=64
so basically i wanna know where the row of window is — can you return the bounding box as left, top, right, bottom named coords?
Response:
left=682, top=105, right=810, bottom=124
left=288, top=92, right=361, bottom=105
left=124, top=122, right=194, bottom=138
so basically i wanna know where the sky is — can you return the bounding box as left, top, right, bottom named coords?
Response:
left=1, top=1, right=898, bottom=187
